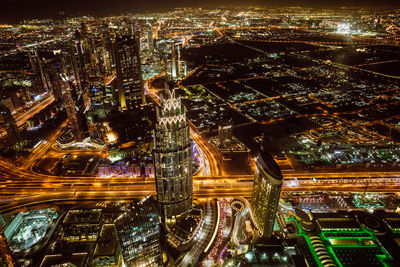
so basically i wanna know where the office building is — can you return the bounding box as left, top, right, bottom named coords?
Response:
left=153, top=26, right=159, bottom=40
left=45, top=60, right=64, bottom=102
left=113, top=34, right=145, bottom=110
left=28, top=50, right=50, bottom=95
left=60, top=74, right=86, bottom=142
left=79, top=22, right=96, bottom=70
left=115, top=195, right=162, bottom=267
left=72, top=30, right=87, bottom=92
left=147, top=25, right=154, bottom=54
left=170, top=42, right=178, bottom=78
left=0, top=104, right=21, bottom=145
left=0, top=225, right=16, bottom=267
left=154, top=87, right=193, bottom=223
left=250, top=147, right=283, bottom=239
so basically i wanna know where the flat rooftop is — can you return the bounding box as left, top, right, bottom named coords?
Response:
left=40, top=252, right=87, bottom=267
left=93, top=224, right=118, bottom=257
left=63, top=209, right=102, bottom=225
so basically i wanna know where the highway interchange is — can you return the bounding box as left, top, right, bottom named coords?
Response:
left=1, top=36, right=400, bottom=214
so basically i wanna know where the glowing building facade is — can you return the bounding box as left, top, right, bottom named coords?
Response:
left=250, top=148, right=283, bottom=239
left=115, top=195, right=162, bottom=267
left=113, top=35, right=145, bottom=110
left=60, top=75, right=87, bottom=142
left=154, top=88, right=193, bottom=223
left=28, top=50, right=50, bottom=95
left=170, top=42, right=182, bottom=79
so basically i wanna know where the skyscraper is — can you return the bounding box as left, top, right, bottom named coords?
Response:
left=79, top=22, right=96, bottom=70
left=113, top=34, right=145, bottom=110
left=46, top=60, right=64, bottom=103
left=154, top=87, right=193, bottom=224
left=0, top=225, right=16, bottom=267
left=250, top=147, right=283, bottom=239
left=115, top=195, right=162, bottom=267
left=28, top=50, right=50, bottom=95
left=170, top=42, right=179, bottom=78
left=0, top=104, right=21, bottom=145
left=72, top=30, right=87, bottom=93
left=60, top=74, right=86, bottom=142
left=147, top=24, right=154, bottom=54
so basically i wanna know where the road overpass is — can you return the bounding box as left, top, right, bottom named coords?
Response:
left=1, top=172, right=400, bottom=213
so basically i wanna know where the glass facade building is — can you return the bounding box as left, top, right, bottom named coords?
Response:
left=0, top=104, right=21, bottom=145
left=250, top=148, right=283, bottom=239
left=115, top=195, right=162, bottom=267
left=113, top=35, right=145, bottom=110
left=154, top=88, right=193, bottom=223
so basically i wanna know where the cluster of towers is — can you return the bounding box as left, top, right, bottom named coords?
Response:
left=0, top=83, right=283, bottom=265
left=22, top=21, right=147, bottom=144
left=1, top=19, right=187, bottom=146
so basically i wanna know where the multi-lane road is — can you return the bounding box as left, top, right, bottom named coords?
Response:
left=1, top=162, right=400, bottom=213
left=0, top=75, right=399, bottom=213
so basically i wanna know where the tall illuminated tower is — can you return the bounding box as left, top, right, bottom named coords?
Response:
left=60, top=74, right=86, bottom=142
left=250, top=147, right=283, bottom=239
left=171, top=42, right=178, bottom=78
left=113, top=34, right=145, bottom=110
left=154, top=87, right=193, bottom=224
left=28, top=50, right=50, bottom=94
left=72, top=29, right=87, bottom=93
left=147, top=24, right=154, bottom=54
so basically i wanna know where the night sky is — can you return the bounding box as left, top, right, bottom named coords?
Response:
left=2, top=0, right=399, bottom=23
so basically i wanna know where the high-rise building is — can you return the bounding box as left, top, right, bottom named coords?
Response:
left=72, top=30, right=87, bottom=93
left=170, top=41, right=184, bottom=79
left=46, top=62, right=63, bottom=102
left=113, top=34, right=145, bottom=110
left=170, top=42, right=178, bottom=78
left=28, top=50, right=50, bottom=95
left=250, top=147, right=283, bottom=239
left=60, top=74, right=86, bottom=142
left=79, top=22, right=96, bottom=70
left=0, top=225, right=16, bottom=267
left=0, top=104, right=21, bottom=145
left=115, top=195, right=162, bottom=267
left=147, top=24, right=154, bottom=54
left=154, top=87, right=193, bottom=224
left=153, top=26, right=159, bottom=40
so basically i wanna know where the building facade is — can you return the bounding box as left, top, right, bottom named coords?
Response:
left=115, top=195, right=162, bottom=267
left=154, top=88, right=193, bottom=223
left=0, top=225, right=16, bottom=267
left=60, top=74, right=86, bottom=142
left=0, top=104, right=21, bottom=145
left=113, top=34, right=145, bottom=110
left=250, top=148, right=283, bottom=239
left=28, top=50, right=50, bottom=95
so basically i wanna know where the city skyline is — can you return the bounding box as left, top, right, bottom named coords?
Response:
left=1, top=5, right=400, bottom=266
left=2, top=1, right=400, bottom=23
